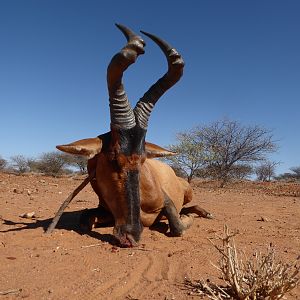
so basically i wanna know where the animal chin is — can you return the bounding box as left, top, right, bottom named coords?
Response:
left=113, top=223, right=142, bottom=247
left=117, top=233, right=138, bottom=248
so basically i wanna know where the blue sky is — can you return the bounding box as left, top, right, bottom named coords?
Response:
left=0, top=0, right=299, bottom=175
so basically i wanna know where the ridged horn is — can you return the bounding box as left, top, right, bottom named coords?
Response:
left=107, top=24, right=145, bottom=129
left=134, top=30, right=184, bottom=129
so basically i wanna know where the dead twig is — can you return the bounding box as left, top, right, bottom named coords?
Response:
left=127, top=247, right=152, bottom=252
left=81, top=242, right=153, bottom=251
left=45, top=171, right=95, bottom=234
left=185, top=225, right=300, bottom=299
left=81, top=243, right=103, bottom=249
left=0, top=288, right=22, bottom=295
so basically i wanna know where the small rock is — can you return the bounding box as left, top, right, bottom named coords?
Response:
left=92, top=268, right=100, bottom=272
left=20, top=212, right=36, bottom=219
left=258, top=216, right=270, bottom=222
left=53, top=246, right=60, bottom=253
left=13, top=188, right=22, bottom=194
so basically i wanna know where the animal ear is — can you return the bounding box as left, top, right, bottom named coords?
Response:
left=56, top=137, right=103, bottom=159
left=145, top=142, right=176, bottom=158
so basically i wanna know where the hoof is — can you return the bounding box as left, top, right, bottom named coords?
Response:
left=169, top=229, right=184, bottom=237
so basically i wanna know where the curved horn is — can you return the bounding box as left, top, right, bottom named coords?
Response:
left=116, top=24, right=137, bottom=42
left=107, top=24, right=145, bottom=129
left=140, top=31, right=172, bottom=55
left=134, top=31, right=184, bottom=129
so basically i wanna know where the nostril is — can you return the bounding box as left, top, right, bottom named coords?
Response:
left=118, top=234, right=138, bottom=248
left=113, top=223, right=143, bottom=247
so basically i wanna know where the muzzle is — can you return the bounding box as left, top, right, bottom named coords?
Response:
left=113, top=222, right=143, bottom=247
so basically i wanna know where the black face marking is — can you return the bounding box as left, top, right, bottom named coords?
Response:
left=97, top=127, right=146, bottom=244
left=118, top=126, right=147, bottom=156
left=123, top=169, right=143, bottom=241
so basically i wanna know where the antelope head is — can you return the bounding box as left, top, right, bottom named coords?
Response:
left=57, top=24, right=184, bottom=247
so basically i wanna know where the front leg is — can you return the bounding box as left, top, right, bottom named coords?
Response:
left=80, top=207, right=114, bottom=232
left=162, top=194, right=194, bottom=236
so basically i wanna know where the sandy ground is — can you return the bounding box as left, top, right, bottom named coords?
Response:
left=0, top=172, right=299, bottom=299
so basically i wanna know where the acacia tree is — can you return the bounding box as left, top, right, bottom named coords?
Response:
left=166, top=131, right=210, bottom=182
left=26, top=157, right=40, bottom=173
left=196, top=119, right=277, bottom=186
left=36, top=152, right=69, bottom=176
left=10, top=155, right=29, bottom=174
left=290, top=166, right=300, bottom=179
left=255, top=161, right=278, bottom=181
left=0, top=156, right=7, bottom=171
left=3, top=152, right=87, bottom=176
left=226, top=164, right=253, bottom=180
left=276, top=166, right=300, bottom=181
left=167, top=119, right=277, bottom=186
left=64, top=155, right=88, bottom=174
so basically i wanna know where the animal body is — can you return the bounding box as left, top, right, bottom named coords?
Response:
left=57, top=24, right=212, bottom=247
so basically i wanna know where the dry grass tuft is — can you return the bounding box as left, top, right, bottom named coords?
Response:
left=185, top=225, right=300, bottom=299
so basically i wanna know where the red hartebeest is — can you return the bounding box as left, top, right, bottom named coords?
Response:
left=56, top=24, right=212, bottom=247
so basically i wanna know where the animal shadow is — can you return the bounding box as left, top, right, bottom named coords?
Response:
left=0, top=210, right=118, bottom=245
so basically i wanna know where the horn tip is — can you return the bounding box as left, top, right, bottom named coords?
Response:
left=140, top=30, right=172, bottom=52
left=115, top=23, right=125, bottom=32
left=115, top=23, right=133, bottom=41
left=140, top=30, right=150, bottom=37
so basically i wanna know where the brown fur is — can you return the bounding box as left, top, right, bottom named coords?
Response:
left=58, top=133, right=212, bottom=246
left=87, top=155, right=211, bottom=228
